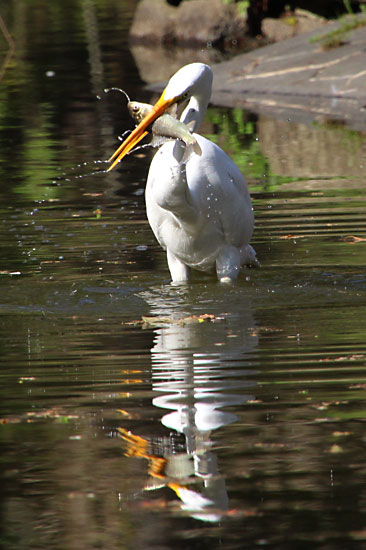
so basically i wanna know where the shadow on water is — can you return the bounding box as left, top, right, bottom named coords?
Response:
left=1, top=1, right=366, bottom=549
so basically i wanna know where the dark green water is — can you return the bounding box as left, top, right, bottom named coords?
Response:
left=1, top=2, right=366, bottom=549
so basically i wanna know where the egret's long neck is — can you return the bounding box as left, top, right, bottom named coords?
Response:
left=180, top=94, right=208, bottom=132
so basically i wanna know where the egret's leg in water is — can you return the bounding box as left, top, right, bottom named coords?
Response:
left=216, top=246, right=241, bottom=283
left=167, top=249, right=191, bottom=283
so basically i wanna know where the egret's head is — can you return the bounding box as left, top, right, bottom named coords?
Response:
left=107, top=63, right=213, bottom=171
left=162, top=63, right=213, bottom=129
left=163, top=63, right=213, bottom=103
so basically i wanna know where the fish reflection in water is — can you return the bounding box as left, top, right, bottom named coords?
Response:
left=119, top=290, right=258, bottom=522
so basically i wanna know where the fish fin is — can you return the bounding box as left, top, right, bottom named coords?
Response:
left=181, top=141, right=200, bottom=163
left=181, top=146, right=191, bottom=164
left=186, top=121, right=195, bottom=134
left=185, top=123, right=202, bottom=155
left=167, top=104, right=178, bottom=118
left=192, top=140, right=202, bottom=156
left=151, top=135, right=172, bottom=148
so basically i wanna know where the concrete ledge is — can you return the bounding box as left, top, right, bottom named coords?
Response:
left=147, top=14, right=366, bottom=129
left=211, top=15, right=366, bottom=129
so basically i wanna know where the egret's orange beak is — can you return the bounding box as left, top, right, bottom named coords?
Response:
left=107, top=91, right=176, bottom=171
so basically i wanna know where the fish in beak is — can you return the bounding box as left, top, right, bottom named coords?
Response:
left=107, top=91, right=177, bottom=171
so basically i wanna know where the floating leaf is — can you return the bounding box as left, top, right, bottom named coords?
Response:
left=123, top=313, right=218, bottom=328
left=329, top=444, right=343, bottom=453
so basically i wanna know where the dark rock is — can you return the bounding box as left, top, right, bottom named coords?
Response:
left=262, top=9, right=327, bottom=42
left=210, top=15, right=366, bottom=130
left=129, top=0, right=247, bottom=46
left=129, top=0, right=177, bottom=44
left=131, top=44, right=226, bottom=84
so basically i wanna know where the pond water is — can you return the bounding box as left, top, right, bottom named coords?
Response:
left=1, top=2, right=366, bottom=549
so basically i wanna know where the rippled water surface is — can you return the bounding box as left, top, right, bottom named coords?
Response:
left=1, top=2, right=366, bottom=549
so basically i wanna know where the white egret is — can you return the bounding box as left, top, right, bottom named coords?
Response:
left=108, top=63, right=258, bottom=283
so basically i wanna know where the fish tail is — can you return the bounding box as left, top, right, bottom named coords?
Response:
left=185, top=135, right=201, bottom=156
left=192, top=140, right=202, bottom=156
left=181, top=140, right=201, bottom=163
left=181, top=145, right=192, bottom=163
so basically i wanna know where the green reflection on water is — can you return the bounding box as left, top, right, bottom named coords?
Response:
left=205, top=106, right=300, bottom=190
left=206, top=107, right=271, bottom=178
left=205, top=106, right=366, bottom=194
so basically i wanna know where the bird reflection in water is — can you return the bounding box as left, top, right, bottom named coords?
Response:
left=118, top=291, right=258, bottom=522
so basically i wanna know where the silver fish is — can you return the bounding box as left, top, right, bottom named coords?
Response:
left=128, top=101, right=202, bottom=158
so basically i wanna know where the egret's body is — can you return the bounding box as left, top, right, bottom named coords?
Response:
left=108, top=63, right=258, bottom=282
left=146, top=134, right=256, bottom=281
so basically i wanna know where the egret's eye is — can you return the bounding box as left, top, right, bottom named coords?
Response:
left=180, top=92, right=189, bottom=102
left=132, top=105, right=139, bottom=112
